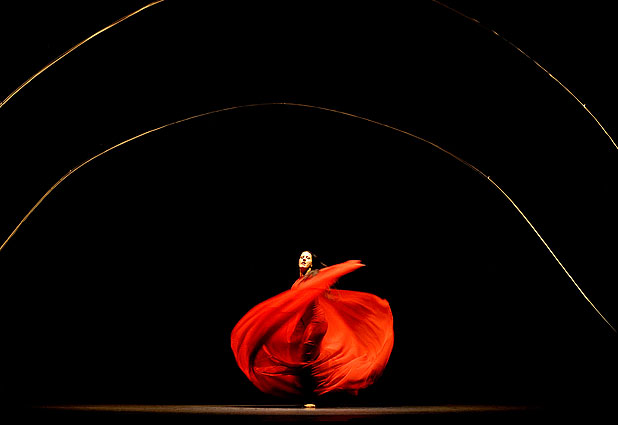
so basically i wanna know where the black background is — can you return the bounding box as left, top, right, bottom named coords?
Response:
left=1, top=0, right=616, bottom=410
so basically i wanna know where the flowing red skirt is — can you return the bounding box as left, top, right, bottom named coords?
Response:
left=230, top=260, right=394, bottom=397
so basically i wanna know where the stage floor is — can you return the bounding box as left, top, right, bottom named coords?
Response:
left=15, top=403, right=602, bottom=423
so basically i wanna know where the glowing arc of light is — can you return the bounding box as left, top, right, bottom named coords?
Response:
left=0, top=0, right=166, bottom=109
left=432, top=0, right=617, bottom=151
left=0, top=102, right=614, bottom=333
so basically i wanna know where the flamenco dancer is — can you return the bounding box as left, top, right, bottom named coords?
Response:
left=231, top=251, right=394, bottom=402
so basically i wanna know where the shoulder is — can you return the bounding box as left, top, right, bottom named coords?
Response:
left=292, top=269, right=320, bottom=288
left=306, top=269, right=320, bottom=278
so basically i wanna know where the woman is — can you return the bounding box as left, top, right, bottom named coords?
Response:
left=231, top=251, right=394, bottom=398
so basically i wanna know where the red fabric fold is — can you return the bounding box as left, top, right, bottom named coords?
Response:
left=231, top=260, right=394, bottom=397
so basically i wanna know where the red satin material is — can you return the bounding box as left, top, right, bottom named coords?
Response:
left=231, top=260, right=394, bottom=397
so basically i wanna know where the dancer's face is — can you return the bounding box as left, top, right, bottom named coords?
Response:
left=299, top=251, right=313, bottom=269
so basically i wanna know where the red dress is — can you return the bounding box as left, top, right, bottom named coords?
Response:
left=230, top=260, right=394, bottom=397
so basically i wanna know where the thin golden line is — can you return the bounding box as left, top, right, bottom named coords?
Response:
left=0, top=103, right=251, bottom=254
left=488, top=178, right=616, bottom=333
left=431, top=0, right=618, bottom=151
left=1, top=101, right=614, bottom=333
left=0, top=0, right=166, bottom=109
left=283, top=102, right=617, bottom=333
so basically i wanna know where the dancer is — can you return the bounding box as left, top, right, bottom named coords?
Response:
left=231, top=251, right=394, bottom=398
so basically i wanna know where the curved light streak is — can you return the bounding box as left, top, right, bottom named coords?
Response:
left=0, top=102, right=614, bottom=333
left=432, top=0, right=617, bottom=151
left=0, top=0, right=166, bottom=109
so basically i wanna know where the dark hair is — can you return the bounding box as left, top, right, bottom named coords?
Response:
left=300, top=250, right=327, bottom=269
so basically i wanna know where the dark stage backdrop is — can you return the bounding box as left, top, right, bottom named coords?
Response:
left=1, top=0, right=616, bottom=409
